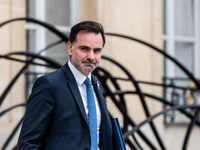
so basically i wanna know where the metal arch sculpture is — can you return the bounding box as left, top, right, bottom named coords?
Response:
left=98, top=33, right=200, bottom=149
left=93, top=57, right=200, bottom=150
left=0, top=18, right=199, bottom=150
left=94, top=56, right=200, bottom=149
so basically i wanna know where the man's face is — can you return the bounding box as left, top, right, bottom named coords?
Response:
left=67, top=30, right=103, bottom=76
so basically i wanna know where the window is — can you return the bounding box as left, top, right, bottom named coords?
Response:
left=25, top=0, right=79, bottom=97
left=164, top=0, right=200, bottom=125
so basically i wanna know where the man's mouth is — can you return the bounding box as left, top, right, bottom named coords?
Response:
left=82, top=60, right=96, bottom=66
left=85, top=62, right=95, bottom=65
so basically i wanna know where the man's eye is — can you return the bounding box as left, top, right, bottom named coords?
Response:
left=81, top=47, right=88, bottom=50
left=94, top=49, right=102, bottom=53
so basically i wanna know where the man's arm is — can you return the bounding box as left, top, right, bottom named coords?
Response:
left=17, top=76, right=55, bottom=149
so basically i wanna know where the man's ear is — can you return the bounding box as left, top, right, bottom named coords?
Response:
left=67, top=41, right=72, bottom=55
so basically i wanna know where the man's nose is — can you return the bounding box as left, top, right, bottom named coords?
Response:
left=87, top=51, right=94, bottom=60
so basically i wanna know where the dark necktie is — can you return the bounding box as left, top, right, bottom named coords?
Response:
left=84, top=77, right=98, bottom=150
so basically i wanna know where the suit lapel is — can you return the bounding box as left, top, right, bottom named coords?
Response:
left=92, top=76, right=105, bottom=109
left=62, top=63, right=88, bottom=125
left=92, top=76, right=108, bottom=123
left=92, top=76, right=113, bottom=149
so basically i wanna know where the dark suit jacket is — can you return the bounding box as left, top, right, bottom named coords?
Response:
left=18, top=62, right=113, bottom=150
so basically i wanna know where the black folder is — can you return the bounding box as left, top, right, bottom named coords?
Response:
left=111, top=118, right=126, bottom=150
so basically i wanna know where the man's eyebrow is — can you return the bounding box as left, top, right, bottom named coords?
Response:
left=78, top=45, right=102, bottom=50
left=78, top=45, right=90, bottom=48
left=94, top=47, right=103, bottom=50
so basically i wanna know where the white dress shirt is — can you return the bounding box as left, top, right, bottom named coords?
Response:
left=68, top=61, right=101, bottom=148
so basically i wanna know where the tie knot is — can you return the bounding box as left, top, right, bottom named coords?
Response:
left=84, top=77, right=91, bottom=86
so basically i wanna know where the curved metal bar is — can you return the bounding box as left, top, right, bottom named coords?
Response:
left=0, top=55, right=56, bottom=68
left=182, top=110, right=200, bottom=150
left=0, top=17, right=68, bottom=43
left=137, top=80, right=198, bottom=91
left=0, top=104, right=26, bottom=149
left=2, top=117, right=24, bottom=150
left=0, top=52, right=62, bottom=106
left=101, top=56, right=166, bottom=149
left=113, top=90, right=200, bottom=126
left=124, top=105, right=200, bottom=139
left=105, top=33, right=200, bottom=90
left=4, top=52, right=62, bottom=68
left=0, top=39, right=64, bottom=67
left=38, top=39, right=64, bottom=54
left=0, top=103, right=26, bottom=117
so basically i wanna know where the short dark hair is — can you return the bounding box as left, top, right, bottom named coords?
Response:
left=69, top=21, right=105, bottom=47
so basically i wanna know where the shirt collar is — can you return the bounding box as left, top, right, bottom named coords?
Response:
left=68, top=61, right=92, bottom=86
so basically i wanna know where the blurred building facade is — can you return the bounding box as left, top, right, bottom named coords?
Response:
left=0, top=0, right=200, bottom=149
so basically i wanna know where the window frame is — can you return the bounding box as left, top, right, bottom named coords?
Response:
left=163, top=0, right=200, bottom=125
left=164, top=0, right=200, bottom=78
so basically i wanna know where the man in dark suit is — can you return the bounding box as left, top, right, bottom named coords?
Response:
left=17, top=21, right=113, bottom=150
